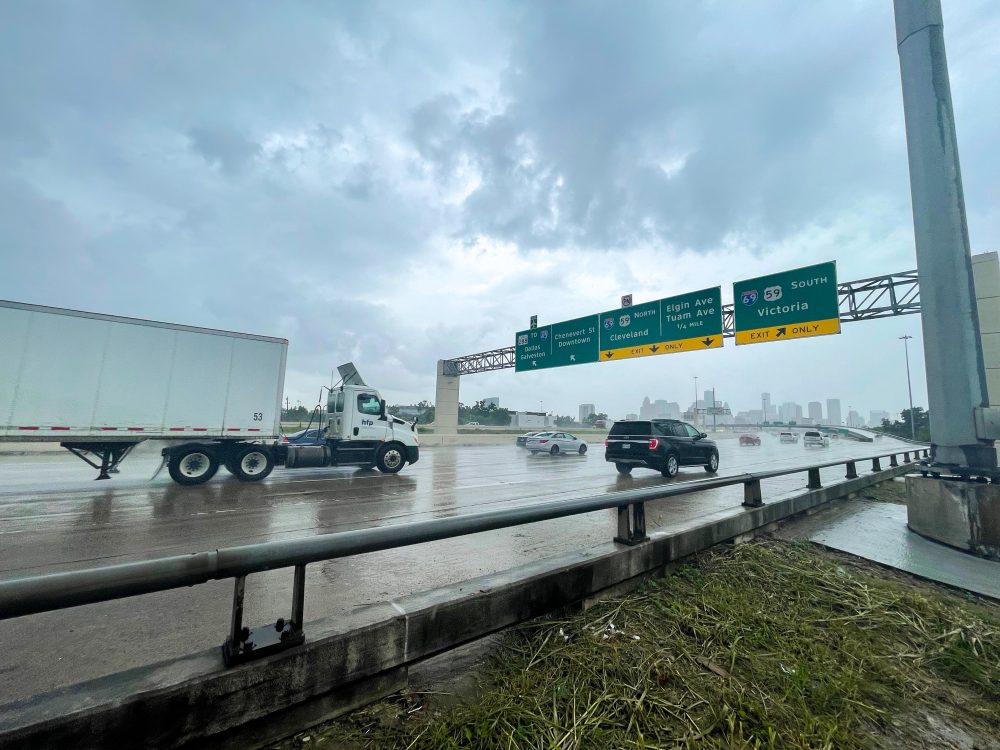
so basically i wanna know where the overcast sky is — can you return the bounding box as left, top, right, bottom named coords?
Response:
left=2, top=1, right=998, bottom=422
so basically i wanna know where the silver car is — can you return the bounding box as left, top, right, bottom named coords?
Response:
left=526, top=431, right=588, bottom=455
left=803, top=430, right=830, bottom=448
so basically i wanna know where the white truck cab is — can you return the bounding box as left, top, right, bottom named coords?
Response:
left=280, top=365, right=419, bottom=475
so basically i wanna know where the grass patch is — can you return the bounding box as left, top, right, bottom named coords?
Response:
left=282, top=541, right=1000, bottom=749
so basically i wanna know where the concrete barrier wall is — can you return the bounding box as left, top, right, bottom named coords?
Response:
left=0, top=462, right=915, bottom=749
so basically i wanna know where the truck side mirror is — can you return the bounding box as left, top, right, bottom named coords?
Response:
left=379, top=399, right=386, bottom=419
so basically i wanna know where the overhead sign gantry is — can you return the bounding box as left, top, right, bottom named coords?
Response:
left=515, top=261, right=841, bottom=371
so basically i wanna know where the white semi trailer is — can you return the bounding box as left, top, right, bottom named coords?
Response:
left=0, top=300, right=419, bottom=485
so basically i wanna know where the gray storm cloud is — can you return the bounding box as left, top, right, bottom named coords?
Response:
left=1, top=0, right=997, bottom=415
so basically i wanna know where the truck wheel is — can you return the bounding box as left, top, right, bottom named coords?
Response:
left=661, top=453, right=679, bottom=478
left=168, top=447, right=219, bottom=485
left=233, top=446, right=274, bottom=482
left=376, top=443, right=405, bottom=473
left=615, top=463, right=632, bottom=475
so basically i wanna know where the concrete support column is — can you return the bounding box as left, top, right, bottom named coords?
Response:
left=893, top=0, right=995, bottom=469
left=434, top=360, right=460, bottom=435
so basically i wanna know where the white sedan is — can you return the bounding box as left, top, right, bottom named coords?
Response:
left=526, top=432, right=588, bottom=455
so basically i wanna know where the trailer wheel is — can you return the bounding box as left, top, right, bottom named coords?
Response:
left=375, top=443, right=405, bottom=474
left=168, top=448, right=219, bottom=485
left=233, top=446, right=275, bottom=482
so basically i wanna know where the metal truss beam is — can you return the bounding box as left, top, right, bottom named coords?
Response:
left=448, top=269, right=920, bottom=374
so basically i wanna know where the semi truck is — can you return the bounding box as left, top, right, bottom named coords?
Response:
left=0, top=300, right=419, bottom=485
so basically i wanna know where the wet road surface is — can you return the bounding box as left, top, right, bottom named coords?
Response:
left=0, top=435, right=914, bottom=703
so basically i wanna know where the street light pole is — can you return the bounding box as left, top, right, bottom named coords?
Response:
left=712, top=387, right=717, bottom=432
left=900, top=335, right=916, bottom=440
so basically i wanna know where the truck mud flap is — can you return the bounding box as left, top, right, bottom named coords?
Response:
left=151, top=455, right=168, bottom=481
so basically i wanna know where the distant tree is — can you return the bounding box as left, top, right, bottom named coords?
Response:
left=459, top=400, right=512, bottom=426
left=584, top=412, right=608, bottom=426
left=554, top=415, right=575, bottom=427
left=389, top=400, right=435, bottom=424
left=879, top=407, right=930, bottom=442
left=282, top=405, right=311, bottom=422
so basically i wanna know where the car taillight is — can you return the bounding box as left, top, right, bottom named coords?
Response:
left=649, top=438, right=660, bottom=450
left=539, top=439, right=549, bottom=443
left=604, top=438, right=608, bottom=447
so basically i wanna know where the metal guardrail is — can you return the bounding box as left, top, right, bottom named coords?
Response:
left=0, top=448, right=928, bottom=665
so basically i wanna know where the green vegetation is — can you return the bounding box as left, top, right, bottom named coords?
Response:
left=459, top=400, right=512, bottom=426
left=300, top=542, right=999, bottom=750
left=879, top=407, right=931, bottom=443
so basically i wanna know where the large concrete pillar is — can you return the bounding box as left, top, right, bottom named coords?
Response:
left=434, top=360, right=459, bottom=435
left=972, top=252, right=1000, bottom=408
left=893, top=0, right=996, bottom=469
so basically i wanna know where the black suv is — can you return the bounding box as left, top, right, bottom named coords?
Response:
left=605, top=419, right=719, bottom=477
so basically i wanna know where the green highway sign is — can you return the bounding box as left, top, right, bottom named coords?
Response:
left=660, top=286, right=723, bottom=348
left=598, top=299, right=663, bottom=360
left=733, top=261, right=840, bottom=346
left=599, top=287, right=723, bottom=361
left=515, top=314, right=599, bottom=371
left=550, top=315, right=600, bottom=367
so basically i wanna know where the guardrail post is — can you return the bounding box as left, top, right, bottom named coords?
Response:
left=614, top=502, right=648, bottom=546
left=904, top=452, right=911, bottom=462
left=872, top=457, right=882, bottom=472
left=225, top=576, right=248, bottom=660
left=845, top=461, right=859, bottom=479
left=890, top=454, right=899, bottom=467
left=222, top=570, right=307, bottom=667
left=807, top=468, right=822, bottom=490
left=743, top=479, right=763, bottom=507
left=291, top=564, right=306, bottom=631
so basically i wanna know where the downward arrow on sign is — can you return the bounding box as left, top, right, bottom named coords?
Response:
left=605, top=352, right=614, bottom=359
left=650, top=345, right=659, bottom=353
left=702, top=338, right=714, bottom=346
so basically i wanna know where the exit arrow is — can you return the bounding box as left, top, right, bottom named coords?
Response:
left=531, top=361, right=537, bottom=367
left=776, top=327, right=786, bottom=338
left=702, top=337, right=714, bottom=346
left=570, top=355, right=576, bottom=361
left=650, top=345, right=659, bottom=353
left=604, top=351, right=614, bottom=359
